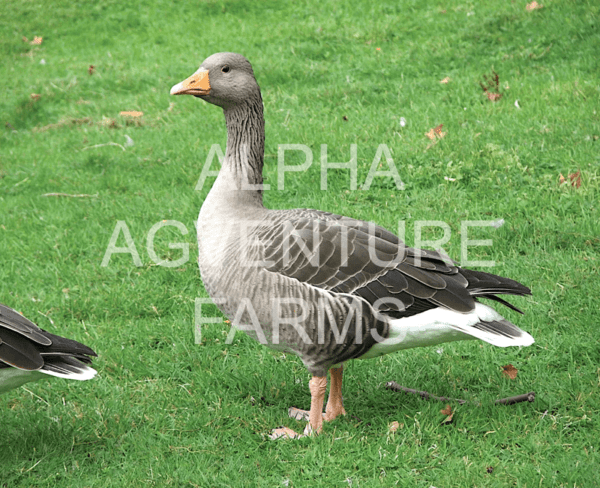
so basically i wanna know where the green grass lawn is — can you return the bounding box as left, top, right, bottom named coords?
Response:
left=1, top=0, right=599, bottom=486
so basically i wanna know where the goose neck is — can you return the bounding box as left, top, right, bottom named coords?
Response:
left=221, top=96, right=265, bottom=197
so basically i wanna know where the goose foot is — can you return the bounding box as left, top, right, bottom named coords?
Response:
left=269, top=376, right=327, bottom=440
left=269, top=426, right=302, bottom=440
left=288, top=406, right=311, bottom=422
left=270, top=367, right=350, bottom=440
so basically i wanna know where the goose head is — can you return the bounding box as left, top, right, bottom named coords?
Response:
left=170, top=52, right=260, bottom=109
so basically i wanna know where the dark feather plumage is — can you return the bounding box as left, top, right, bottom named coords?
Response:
left=0, top=304, right=97, bottom=372
left=254, top=211, right=530, bottom=321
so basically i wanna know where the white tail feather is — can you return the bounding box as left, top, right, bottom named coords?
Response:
left=40, top=364, right=97, bottom=381
left=359, top=302, right=533, bottom=360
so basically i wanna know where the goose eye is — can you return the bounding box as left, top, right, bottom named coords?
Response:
left=222, top=65, right=230, bottom=73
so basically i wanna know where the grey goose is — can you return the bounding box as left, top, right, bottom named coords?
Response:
left=171, top=52, right=534, bottom=438
left=0, top=303, right=97, bottom=394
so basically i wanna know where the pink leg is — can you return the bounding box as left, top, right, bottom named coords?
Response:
left=324, top=365, right=346, bottom=421
left=270, top=375, right=327, bottom=440
left=304, top=376, right=327, bottom=435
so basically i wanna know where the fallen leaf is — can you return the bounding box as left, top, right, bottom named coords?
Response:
left=389, top=421, right=400, bottom=432
left=440, top=404, right=453, bottom=416
left=426, top=124, right=446, bottom=141
left=434, top=124, right=446, bottom=138
left=569, top=170, right=581, bottom=188
left=486, top=92, right=502, bottom=102
left=559, top=173, right=566, bottom=185
left=502, top=364, right=518, bottom=380
left=22, top=36, right=28, bottom=43
left=440, top=404, right=454, bottom=424
left=480, top=70, right=503, bottom=102
left=30, top=93, right=41, bottom=101
left=440, top=76, right=451, bottom=84
left=487, top=466, right=494, bottom=474
left=30, top=36, right=43, bottom=45
left=120, top=111, right=143, bottom=117
left=88, top=65, right=95, bottom=75
left=526, top=1, right=543, bottom=11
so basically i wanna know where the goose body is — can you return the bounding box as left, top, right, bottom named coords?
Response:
left=171, top=53, right=534, bottom=436
left=0, top=304, right=97, bottom=394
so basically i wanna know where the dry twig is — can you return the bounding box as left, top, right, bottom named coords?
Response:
left=83, top=142, right=125, bottom=151
left=385, top=381, right=467, bottom=404
left=42, top=193, right=98, bottom=198
left=385, top=381, right=535, bottom=406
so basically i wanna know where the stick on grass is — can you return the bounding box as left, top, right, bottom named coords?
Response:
left=385, top=381, right=535, bottom=406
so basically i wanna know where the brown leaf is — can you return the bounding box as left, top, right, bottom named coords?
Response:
left=440, top=76, right=451, bottom=84
left=568, top=170, right=581, bottom=188
left=88, top=65, right=95, bottom=75
left=480, top=70, right=503, bottom=102
left=426, top=124, right=446, bottom=141
left=389, top=421, right=400, bottom=432
left=434, top=124, right=446, bottom=138
left=440, top=404, right=453, bottom=416
left=120, top=111, right=143, bottom=117
left=502, top=364, right=518, bottom=380
left=440, top=404, right=454, bottom=424
left=30, top=36, right=43, bottom=45
left=559, top=173, right=566, bottom=185
left=526, top=1, right=543, bottom=11
left=30, top=93, right=41, bottom=101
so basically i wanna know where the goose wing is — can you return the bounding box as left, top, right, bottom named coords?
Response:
left=253, top=209, right=529, bottom=318
left=0, top=304, right=97, bottom=372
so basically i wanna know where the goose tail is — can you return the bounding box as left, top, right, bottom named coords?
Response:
left=449, top=302, right=534, bottom=347
left=39, top=355, right=97, bottom=381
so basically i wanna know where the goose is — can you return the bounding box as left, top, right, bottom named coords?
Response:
left=0, top=303, right=97, bottom=394
left=170, top=53, right=534, bottom=438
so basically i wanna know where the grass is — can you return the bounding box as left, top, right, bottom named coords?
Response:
left=1, top=0, right=599, bottom=486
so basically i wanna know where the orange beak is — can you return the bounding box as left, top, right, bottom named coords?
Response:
left=170, top=69, right=211, bottom=96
